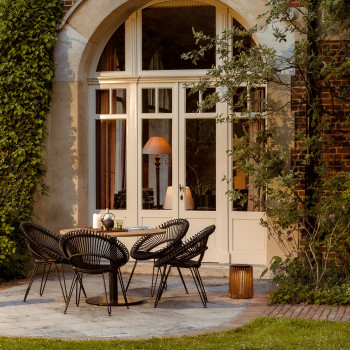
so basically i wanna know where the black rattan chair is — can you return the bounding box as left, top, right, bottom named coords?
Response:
left=125, top=218, right=189, bottom=296
left=59, top=230, right=129, bottom=316
left=20, top=222, right=70, bottom=302
left=153, top=224, right=216, bottom=308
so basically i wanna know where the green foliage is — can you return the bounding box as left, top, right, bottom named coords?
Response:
left=184, top=0, right=350, bottom=302
left=0, top=0, right=62, bottom=280
left=267, top=256, right=350, bottom=305
left=269, top=282, right=350, bottom=306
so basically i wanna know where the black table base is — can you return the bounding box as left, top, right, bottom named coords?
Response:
left=86, top=295, right=144, bottom=306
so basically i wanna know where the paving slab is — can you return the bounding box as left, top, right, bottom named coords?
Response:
left=0, top=272, right=271, bottom=340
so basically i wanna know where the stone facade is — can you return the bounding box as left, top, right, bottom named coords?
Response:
left=40, top=0, right=347, bottom=268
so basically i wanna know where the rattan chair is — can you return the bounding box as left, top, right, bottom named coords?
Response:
left=20, top=222, right=71, bottom=302
left=125, top=218, right=189, bottom=296
left=153, top=224, right=216, bottom=308
left=59, top=230, right=129, bottom=316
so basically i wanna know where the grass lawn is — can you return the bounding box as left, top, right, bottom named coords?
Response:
left=0, top=316, right=350, bottom=349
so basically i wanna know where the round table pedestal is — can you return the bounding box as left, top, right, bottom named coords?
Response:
left=86, top=295, right=144, bottom=306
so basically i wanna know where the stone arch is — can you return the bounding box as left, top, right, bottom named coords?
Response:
left=41, top=0, right=293, bottom=232
left=56, top=0, right=286, bottom=82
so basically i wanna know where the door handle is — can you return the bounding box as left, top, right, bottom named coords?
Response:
left=179, top=184, right=185, bottom=192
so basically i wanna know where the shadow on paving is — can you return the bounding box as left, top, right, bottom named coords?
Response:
left=0, top=273, right=272, bottom=339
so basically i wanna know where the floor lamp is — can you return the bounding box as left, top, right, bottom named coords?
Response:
left=142, top=136, right=172, bottom=209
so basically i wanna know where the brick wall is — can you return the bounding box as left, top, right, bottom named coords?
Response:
left=291, top=40, right=350, bottom=197
left=62, top=0, right=77, bottom=15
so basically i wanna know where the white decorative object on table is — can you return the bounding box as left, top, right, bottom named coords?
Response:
left=93, top=213, right=101, bottom=229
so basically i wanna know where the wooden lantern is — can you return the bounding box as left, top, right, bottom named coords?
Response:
left=229, top=264, right=254, bottom=299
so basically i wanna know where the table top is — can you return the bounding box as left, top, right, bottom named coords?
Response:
left=59, top=227, right=165, bottom=238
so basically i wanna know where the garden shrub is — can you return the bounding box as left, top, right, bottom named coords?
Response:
left=266, top=256, right=350, bottom=306
left=0, top=0, right=62, bottom=280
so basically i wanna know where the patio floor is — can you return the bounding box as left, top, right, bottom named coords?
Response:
left=1, top=268, right=349, bottom=340
left=0, top=269, right=271, bottom=339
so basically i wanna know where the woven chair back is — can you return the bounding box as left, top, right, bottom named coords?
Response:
left=60, top=230, right=129, bottom=273
left=130, top=218, right=189, bottom=258
left=157, top=224, right=216, bottom=267
left=20, top=222, right=67, bottom=263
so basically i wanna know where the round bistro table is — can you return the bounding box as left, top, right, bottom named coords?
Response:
left=60, top=227, right=166, bottom=306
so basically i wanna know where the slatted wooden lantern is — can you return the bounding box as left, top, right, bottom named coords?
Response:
left=229, top=264, right=254, bottom=299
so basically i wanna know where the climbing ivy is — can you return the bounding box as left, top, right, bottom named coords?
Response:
left=0, top=0, right=62, bottom=280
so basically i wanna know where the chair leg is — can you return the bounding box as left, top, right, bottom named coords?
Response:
left=79, top=278, right=87, bottom=298
left=55, top=263, right=67, bottom=303
left=125, top=260, right=138, bottom=292
left=24, top=261, right=40, bottom=302
left=39, top=263, right=52, bottom=296
left=154, top=265, right=171, bottom=308
left=117, top=268, right=129, bottom=309
left=101, top=273, right=111, bottom=316
left=190, top=267, right=207, bottom=307
left=194, top=267, right=207, bottom=302
left=75, top=272, right=84, bottom=306
left=151, top=263, right=161, bottom=297
left=177, top=267, right=188, bottom=294
left=64, top=271, right=79, bottom=314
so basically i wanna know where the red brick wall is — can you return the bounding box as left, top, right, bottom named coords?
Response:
left=291, top=40, right=350, bottom=197
left=62, top=0, right=77, bottom=15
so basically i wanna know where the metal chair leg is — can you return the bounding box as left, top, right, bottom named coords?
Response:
left=24, top=262, right=40, bottom=302
left=79, top=278, right=87, bottom=298
left=177, top=267, right=188, bottom=294
left=125, top=260, right=138, bottom=292
left=154, top=265, right=171, bottom=308
left=75, top=272, right=84, bottom=306
left=151, top=264, right=161, bottom=297
left=190, top=267, right=207, bottom=307
left=194, top=267, right=207, bottom=302
left=39, top=263, right=52, bottom=296
left=55, top=263, right=67, bottom=302
left=64, top=271, right=79, bottom=314
left=117, top=268, right=129, bottom=309
left=101, top=273, right=111, bottom=316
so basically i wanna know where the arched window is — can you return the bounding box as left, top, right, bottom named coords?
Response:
left=92, top=3, right=265, bottom=214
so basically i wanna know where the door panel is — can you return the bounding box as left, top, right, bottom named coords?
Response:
left=179, top=85, right=219, bottom=262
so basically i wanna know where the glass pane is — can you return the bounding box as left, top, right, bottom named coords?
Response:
left=142, top=6, right=216, bottom=70
left=202, top=88, right=216, bottom=113
left=96, top=120, right=127, bottom=210
left=158, top=89, right=172, bottom=113
left=112, top=89, right=127, bottom=114
left=142, top=89, right=156, bottom=113
left=232, top=87, right=247, bottom=112
left=232, top=120, right=263, bottom=211
left=96, top=90, right=109, bottom=114
left=232, top=18, right=253, bottom=57
left=142, top=119, right=172, bottom=209
left=186, top=88, right=199, bottom=113
left=251, top=87, right=266, bottom=112
left=97, top=23, right=125, bottom=71
left=186, top=119, right=216, bottom=211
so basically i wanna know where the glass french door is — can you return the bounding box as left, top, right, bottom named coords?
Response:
left=139, top=83, right=226, bottom=262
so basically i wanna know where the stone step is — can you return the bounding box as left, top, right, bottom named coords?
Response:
left=120, top=261, right=268, bottom=279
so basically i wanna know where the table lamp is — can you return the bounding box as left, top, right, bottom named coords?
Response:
left=143, top=136, right=172, bottom=208
left=163, top=186, right=194, bottom=210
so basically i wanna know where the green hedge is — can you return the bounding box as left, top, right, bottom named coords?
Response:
left=0, top=0, right=62, bottom=280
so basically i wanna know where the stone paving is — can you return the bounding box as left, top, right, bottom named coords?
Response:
left=1, top=269, right=350, bottom=340
left=0, top=271, right=271, bottom=339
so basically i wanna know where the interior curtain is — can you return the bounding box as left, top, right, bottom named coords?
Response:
left=97, top=33, right=118, bottom=71
left=96, top=120, right=116, bottom=209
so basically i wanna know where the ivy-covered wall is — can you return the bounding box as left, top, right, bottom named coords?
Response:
left=0, top=0, right=62, bottom=280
